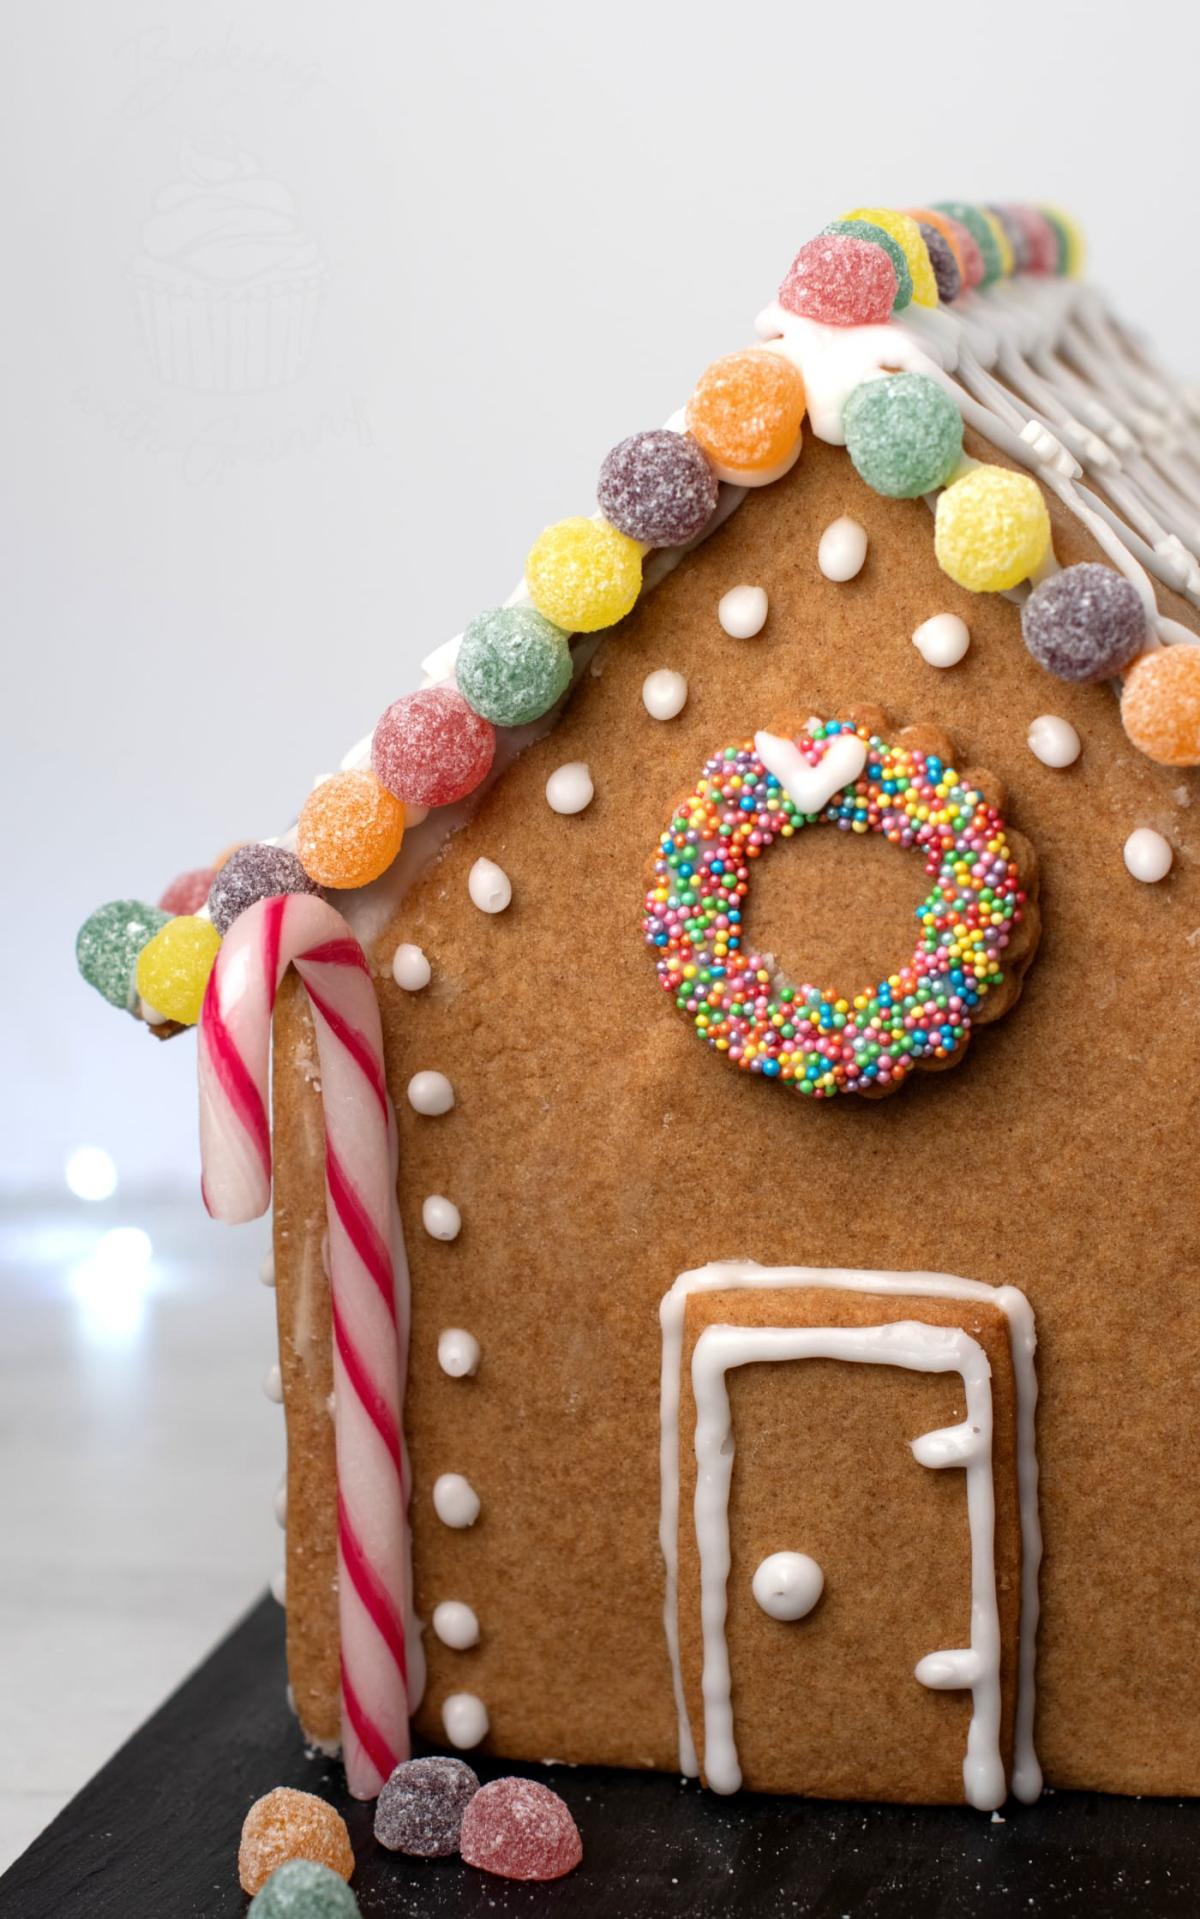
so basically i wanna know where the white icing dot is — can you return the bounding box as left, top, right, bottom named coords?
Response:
left=718, top=584, right=768, bottom=638
left=751, top=1551, right=824, bottom=1621
left=545, top=762, right=594, bottom=815
left=433, top=1472, right=480, bottom=1528
left=263, top=1362, right=284, bottom=1404
left=259, top=1250, right=276, bottom=1288
left=407, top=1070, right=455, bottom=1116
left=274, top=1480, right=287, bottom=1528
left=423, top=1194, right=462, bottom=1241
left=442, top=1691, right=488, bottom=1749
left=270, top=1567, right=287, bottom=1606
left=403, top=801, right=430, bottom=828
left=642, top=669, right=688, bottom=720
left=1124, top=827, right=1174, bottom=882
left=392, top=943, right=431, bottom=991
left=1027, top=715, right=1081, bottom=768
left=468, top=857, right=512, bottom=914
left=138, top=997, right=167, bottom=1026
left=433, top=1600, right=481, bottom=1650
left=817, top=516, right=868, bottom=582
left=438, top=1328, right=481, bottom=1378
left=913, top=613, right=970, bottom=668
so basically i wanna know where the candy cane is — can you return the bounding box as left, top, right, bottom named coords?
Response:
left=197, top=893, right=411, bottom=1799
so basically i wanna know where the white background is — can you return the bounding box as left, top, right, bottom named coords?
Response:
left=4, top=0, right=1198, bottom=1199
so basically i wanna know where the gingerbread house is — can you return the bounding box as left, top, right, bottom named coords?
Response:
left=78, top=202, right=1200, bottom=1812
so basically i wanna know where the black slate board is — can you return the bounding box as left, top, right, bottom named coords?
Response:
left=5, top=1595, right=1200, bottom=1918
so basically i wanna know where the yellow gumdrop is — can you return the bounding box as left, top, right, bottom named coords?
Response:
left=840, top=206, right=939, bottom=308
left=135, top=916, right=222, bottom=1026
left=526, top=517, right=642, bottom=634
left=297, top=769, right=405, bottom=888
left=934, top=465, right=1052, bottom=593
left=978, top=208, right=1014, bottom=277
left=1041, top=203, right=1085, bottom=277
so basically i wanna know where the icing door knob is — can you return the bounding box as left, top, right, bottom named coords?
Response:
left=751, top=1551, right=824, bottom=1621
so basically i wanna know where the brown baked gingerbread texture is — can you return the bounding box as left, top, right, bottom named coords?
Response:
left=272, top=428, right=1200, bottom=1800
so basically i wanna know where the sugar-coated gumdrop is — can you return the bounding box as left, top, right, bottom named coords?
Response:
left=208, top=843, right=322, bottom=934
left=248, top=1859, right=360, bottom=1917
left=1006, top=206, right=1060, bottom=275
left=916, top=222, right=962, bottom=305
left=778, top=235, right=896, bottom=328
left=821, top=220, right=912, bottom=309
left=456, top=606, right=573, bottom=727
left=1121, top=644, right=1200, bottom=765
left=934, top=465, right=1051, bottom=592
left=238, top=1788, right=354, bottom=1896
left=597, top=429, right=718, bottom=547
left=1040, top=205, right=1083, bottom=276
left=212, top=840, right=250, bottom=871
left=77, top=900, right=171, bottom=1011
left=158, top=867, right=216, bottom=916
left=911, top=207, right=983, bottom=290
left=843, top=373, right=963, bottom=498
left=525, top=517, right=642, bottom=634
left=134, top=916, right=222, bottom=1026
left=373, top=1756, right=480, bottom=1857
left=371, top=686, right=496, bottom=808
left=931, top=203, right=1004, bottom=285
left=296, top=770, right=405, bottom=889
left=838, top=207, right=938, bottom=308
left=686, top=349, right=806, bottom=480
left=1021, top=563, right=1147, bottom=682
left=986, top=204, right=1029, bottom=273
left=459, top=1777, right=582, bottom=1882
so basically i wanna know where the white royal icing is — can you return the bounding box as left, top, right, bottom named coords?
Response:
left=817, top=516, right=868, bottom=582
left=437, top=1328, right=481, bottom=1378
left=392, top=942, right=432, bottom=991
left=718, top=584, right=769, bottom=638
left=754, top=728, right=868, bottom=814
left=468, top=857, right=512, bottom=914
left=1124, top=826, right=1174, bottom=881
left=751, top=1551, right=824, bottom=1622
left=1027, top=715, right=1081, bottom=768
left=270, top=1567, right=287, bottom=1605
left=406, top=1070, right=455, bottom=1116
left=913, top=613, right=971, bottom=668
left=263, top=1362, right=284, bottom=1403
left=545, top=762, right=594, bottom=814
left=259, top=1249, right=276, bottom=1288
left=442, top=1691, right=489, bottom=1748
left=433, top=1472, right=481, bottom=1528
left=433, top=1600, right=481, bottom=1649
left=422, top=1195, right=462, bottom=1241
left=642, top=668, right=688, bottom=720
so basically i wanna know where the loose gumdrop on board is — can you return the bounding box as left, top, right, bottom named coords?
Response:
left=459, top=1777, right=583, bottom=1882
left=158, top=866, right=216, bottom=916
left=248, top=1859, right=360, bottom=1917
left=207, top=844, right=322, bottom=935
left=371, top=686, right=496, bottom=808
left=820, top=220, right=913, bottom=308
left=77, top=899, right=171, bottom=1010
left=1021, top=563, right=1148, bottom=681
left=685, top=349, right=807, bottom=480
left=373, top=1755, right=480, bottom=1857
left=455, top=606, right=573, bottom=727
left=134, top=916, right=221, bottom=1026
left=838, top=207, right=938, bottom=307
left=525, top=518, right=643, bottom=633
left=916, top=222, right=962, bottom=304
left=238, top=1788, right=354, bottom=1896
left=1121, top=644, right=1200, bottom=765
left=296, top=770, right=405, bottom=888
left=930, top=203, right=1005, bottom=284
left=778, top=235, right=897, bottom=328
left=596, top=429, right=719, bottom=546
left=934, top=465, right=1051, bottom=592
left=842, top=373, right=963, bottom=498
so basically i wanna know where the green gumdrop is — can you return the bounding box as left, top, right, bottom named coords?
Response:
left=843, top=373, right=964, bottom=499
left=248, top=1859, right=360, bottom=1918
left=76, top=899, right=171, bottom=1011
left=822, top=220, right=913, bottom=310
left=931, top=202, right=1005, bottom=285
left=456, top=605, right=573, bottom=728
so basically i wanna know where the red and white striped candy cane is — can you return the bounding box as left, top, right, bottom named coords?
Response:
left=197, top=893, right=412, bottom=1799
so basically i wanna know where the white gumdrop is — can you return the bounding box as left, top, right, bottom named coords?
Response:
left=422, top=1194, right=462, bottom=1241
left=642, top=669, right=688, bottom=720
left=406, top=1070, right=455, bottom=1115
left=545, top=762, right=594, bottom=815
left=433, top=1472, right=481, bottom=1528
left=392, top=942, right=432, bottom=991
left=818, top=516, right=868, bottom=582
left=1124, top=828, right=1173, bottom=882
left=433, top=1600, right=481, bottom=1650
left=913, top=613, right=970, bottom=668
left=438, top=1328, right=481, bottom=1378
left=718, top=584, right=768, bottom=638
left=468, top=857, right=512, bottom=914
left=1027, top=715, right=1081, bottom=768
left=442, top=1691, right=489, bottom=1748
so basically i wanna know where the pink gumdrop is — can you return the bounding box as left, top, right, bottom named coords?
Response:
left=158, top=867, right=217, bottom=915
left=459, top=1777, right=582, bottom=1882
left=778, top=234, right=897, bottom=326
left=1005, top=205, right=1060, bottom=275
left=371, top=686, right=496, bottom=809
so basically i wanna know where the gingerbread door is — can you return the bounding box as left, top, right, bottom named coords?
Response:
left=659, top=1264, right=1040, bottom=1809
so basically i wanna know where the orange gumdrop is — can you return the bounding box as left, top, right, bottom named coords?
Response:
left=237, top=1787, right=354, bottom=1895
left=212, top=840, right=250, bottom=871
left=297, top=769, right=405, bottom=887
left=1121, top=645, right=1200, bottom=766
left=685, top=349, right=806, bottom=483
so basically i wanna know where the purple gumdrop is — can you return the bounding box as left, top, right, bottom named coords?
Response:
left=916, top=222, right=962, bottom=305
left=373, top=1756, right=480, bottom=1857
left=597, top=430, right=719, bottom=547
left=1021, top=562, right=1148, bottom=682
left=207, top=843, right=322, bottom=934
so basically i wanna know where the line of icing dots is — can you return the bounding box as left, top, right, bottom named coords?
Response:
left=77, top=201, right=1195, bottom=1025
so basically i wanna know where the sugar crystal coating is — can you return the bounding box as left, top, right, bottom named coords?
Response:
left=296, top=770, right=405, bottom=888
left=238, top=1788, right=354, bottom=1896
left=526, top=518, right=642, bottom=633
left=934, top=465, right=1051, bottom=592
left=248, top=1859, right=360, bottom=1917
left=1008, top=206, right=1061, bottom=275
left=208, top=844, right=322, bottom=934
left=459, top=1776, right=582, bottom=1881
left=916, top=222, right=962, bottom=304
left=686, top=349, right=807, bottom=474
left=778, top=235, right=896, bottom=328
left=821, top=220, right=912, bottom=309
left=1121, top=644, right=1200, bottom=765
left=456, top=606, right=572, bottom=727
left=597, top=429, right=718, bottom=546
left=838, top=206, right=938, bottom=307
left=1021, top=563, right=1147, bottom=682
left=931, top=202, right=1004, bottom=284
left=843, top=374, right=963, bottom=498
left=135, top=916, right=221, bottom=1026
left=158, top=867, right=216, bottom=916
left=371, top=686, right=496, bottom=808
left=986, top=203, right=1030, bottom=273
left=77, top=899, right=171, bottom=1010
left=913, top=207, right=984, bottom=289
left=373, top=1755, right=480, bottom=1857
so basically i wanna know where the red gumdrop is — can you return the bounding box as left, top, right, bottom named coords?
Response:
left=778, top=234, right=897, bottom=327
left=459, top=1777, right=582, bottom=1882
left=371, top=686, right=496, bottom=809
left=158, top=867, right=217, bottom=916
